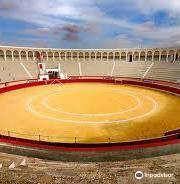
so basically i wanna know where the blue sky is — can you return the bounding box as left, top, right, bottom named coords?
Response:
left=0, top=0, right=180, bottom=48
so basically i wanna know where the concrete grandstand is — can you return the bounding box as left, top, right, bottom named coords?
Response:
left=0, top=46, right=180, bottom=83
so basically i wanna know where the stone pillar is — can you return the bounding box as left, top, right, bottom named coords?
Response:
left=33, top=52, right=35, bottom=61
left=4, top=51, right=6, bottom=61
left=126, top=52, right=128, bottom=62
left=145, top=52, right=147, bottom=62
left=132, top=53, right=134, bottom=62
left=26, top=52, right=28, bottom=61
left=19, top=51, right=22, bottom=61
left=53, top=52, right=55, bottom=61
left=71, top=52, right=73, bottom=61
left=152, top=53, right=154, bottom=62
left=59, top=53, right=62, bottom=61
left=159, top=51, right=161, bottom=62
left=119, top=53, right=121, bottom=61
left=12, top=51, right=14, bottom=61
left=174, top=51, right=177, bottom=62
left=58, top=52, right=60, bottom=61
left=65, top=52, right=67, bottom=61
left=166, top=52, right=169, bottom=62
left=113, top=53, right=115, bottom=62
left=77, top=52, right=79, bottom=61
left=138, top=53, right=140, bottom=61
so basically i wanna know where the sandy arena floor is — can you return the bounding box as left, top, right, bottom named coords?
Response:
left=0, top=82, right=179, bottom=143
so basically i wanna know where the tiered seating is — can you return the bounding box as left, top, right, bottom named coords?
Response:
left=60, top=61, right=79, bottom=76
left=44, top=61, right=59, bottom=69
left=113, top=61, right=151, bottom=78
left=0, top=62, right=29, bottom=82
left=22, top=62, right=39, bottom=79
left=81, top=61, right=113, bottom=76
left=145, top=62, right=180, bottom=82
left=0, top=59, right=180, bottom=83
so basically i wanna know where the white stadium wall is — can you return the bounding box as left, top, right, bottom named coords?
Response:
left=0, top=46, right=180, bottom=83
left=0, top=46, right=180, bottom=62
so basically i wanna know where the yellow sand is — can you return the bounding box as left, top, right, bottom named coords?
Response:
left=0, top=83, right=179, bottom=143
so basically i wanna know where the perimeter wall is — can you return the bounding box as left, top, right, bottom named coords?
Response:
left=0, top=77, right=179, bottom=161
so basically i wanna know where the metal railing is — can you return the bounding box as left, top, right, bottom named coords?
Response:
left=0, top=129, right=179, bottom=144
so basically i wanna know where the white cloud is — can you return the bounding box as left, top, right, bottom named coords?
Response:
left=0, top=0, right=180, bottom=48
left=135, top=0, right=180, bottom=16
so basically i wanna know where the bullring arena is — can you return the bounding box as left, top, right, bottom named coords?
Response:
left=0, top=46, right=180, bottom=161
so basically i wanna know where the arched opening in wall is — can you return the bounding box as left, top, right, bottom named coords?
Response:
left=79, top=52, right=84, bottom=60
left=6, top=50, right=12, bottom=61
left=54, top=52, right=59, bottom=61
left=176, top=50, right=180, bottom=62
left=147, top=51, right=152, bottom=61
left=153, top=51, right=160, bottom=62
left=161, top=50, right=167, bottom=62
left=91, top=52, right=95, bottom=60
left=72, top=52, right=77, bottom=60
left=103, top=52, right=108, bottom=61
left=121, top=52, right=126, bottom=61
left=140, top=51, right=145, bottom=61
left=60, top=52, right=65, bottom=60
left=85, top=52, right=89, bottom=60
left=109, top=52, right=113, bottom=60
left=96, top=52, right=101, bottom=60
left=41, top=51, right=47, bottom=61
left=34, top=51, right=40, bottom=61
left=0, top=50, right=4, bottom=61
left=13, top=50, right=20, bottom=61
left=66, top=52, right=71, bottom=60
left=133, top=52, right=139, bottom=61
left=48, top=52, right=53, bottom=61
left=27, top=51, right=34, bottom=61
left=168, top=50, right=175, bottom=62
left=115, top=52, right=120, bottom=61
left=127, top=52, right=133, bottom=62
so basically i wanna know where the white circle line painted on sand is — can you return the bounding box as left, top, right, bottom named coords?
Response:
left=26, top=88, right=158, bottom=124
left=42, top=88, right=141, bottom=117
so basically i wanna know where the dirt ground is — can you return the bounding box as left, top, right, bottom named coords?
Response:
left=0, top=152, right=179, bottom=184
left=0, top=83, right=180, bottom=143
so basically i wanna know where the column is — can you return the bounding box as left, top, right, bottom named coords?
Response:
left=132, top=53, right=134, bottom=62
left=126, top=52, right=128, bottom=62
left=113, top=53, right=115, bottom=62
left=58, top=52, right=60, bottom=61
left=4, top=51, right=6, bottom=61
left=26, top=52, right=28, bottom=61
left=83, top=53, right=85, bottom=61
left=65, top=52, right=67, bottom=61
left=12, top=51, right=14, bottom=61
left=166, top=52, right=169, bottom=62
left=138, top=53, right=140, bottom=61
left=19, top=51, right=22, bottom=61
left=119, top=53, right=121, bottom=61
left=71, top=52, right=73, bottom=61
left=145, top=52, right=147, bottom=62
left=152, top=53, right=154, bottom=62
left=174, top=51, right=177, bottom=62
left=46, top=52, right=48, bottom=61
left=159, top=51, right=161, bottom=62
left=33, top=52, right=35, bottom=61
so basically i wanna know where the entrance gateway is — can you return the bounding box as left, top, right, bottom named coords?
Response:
left=36, top=53, right=67, bottom=81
